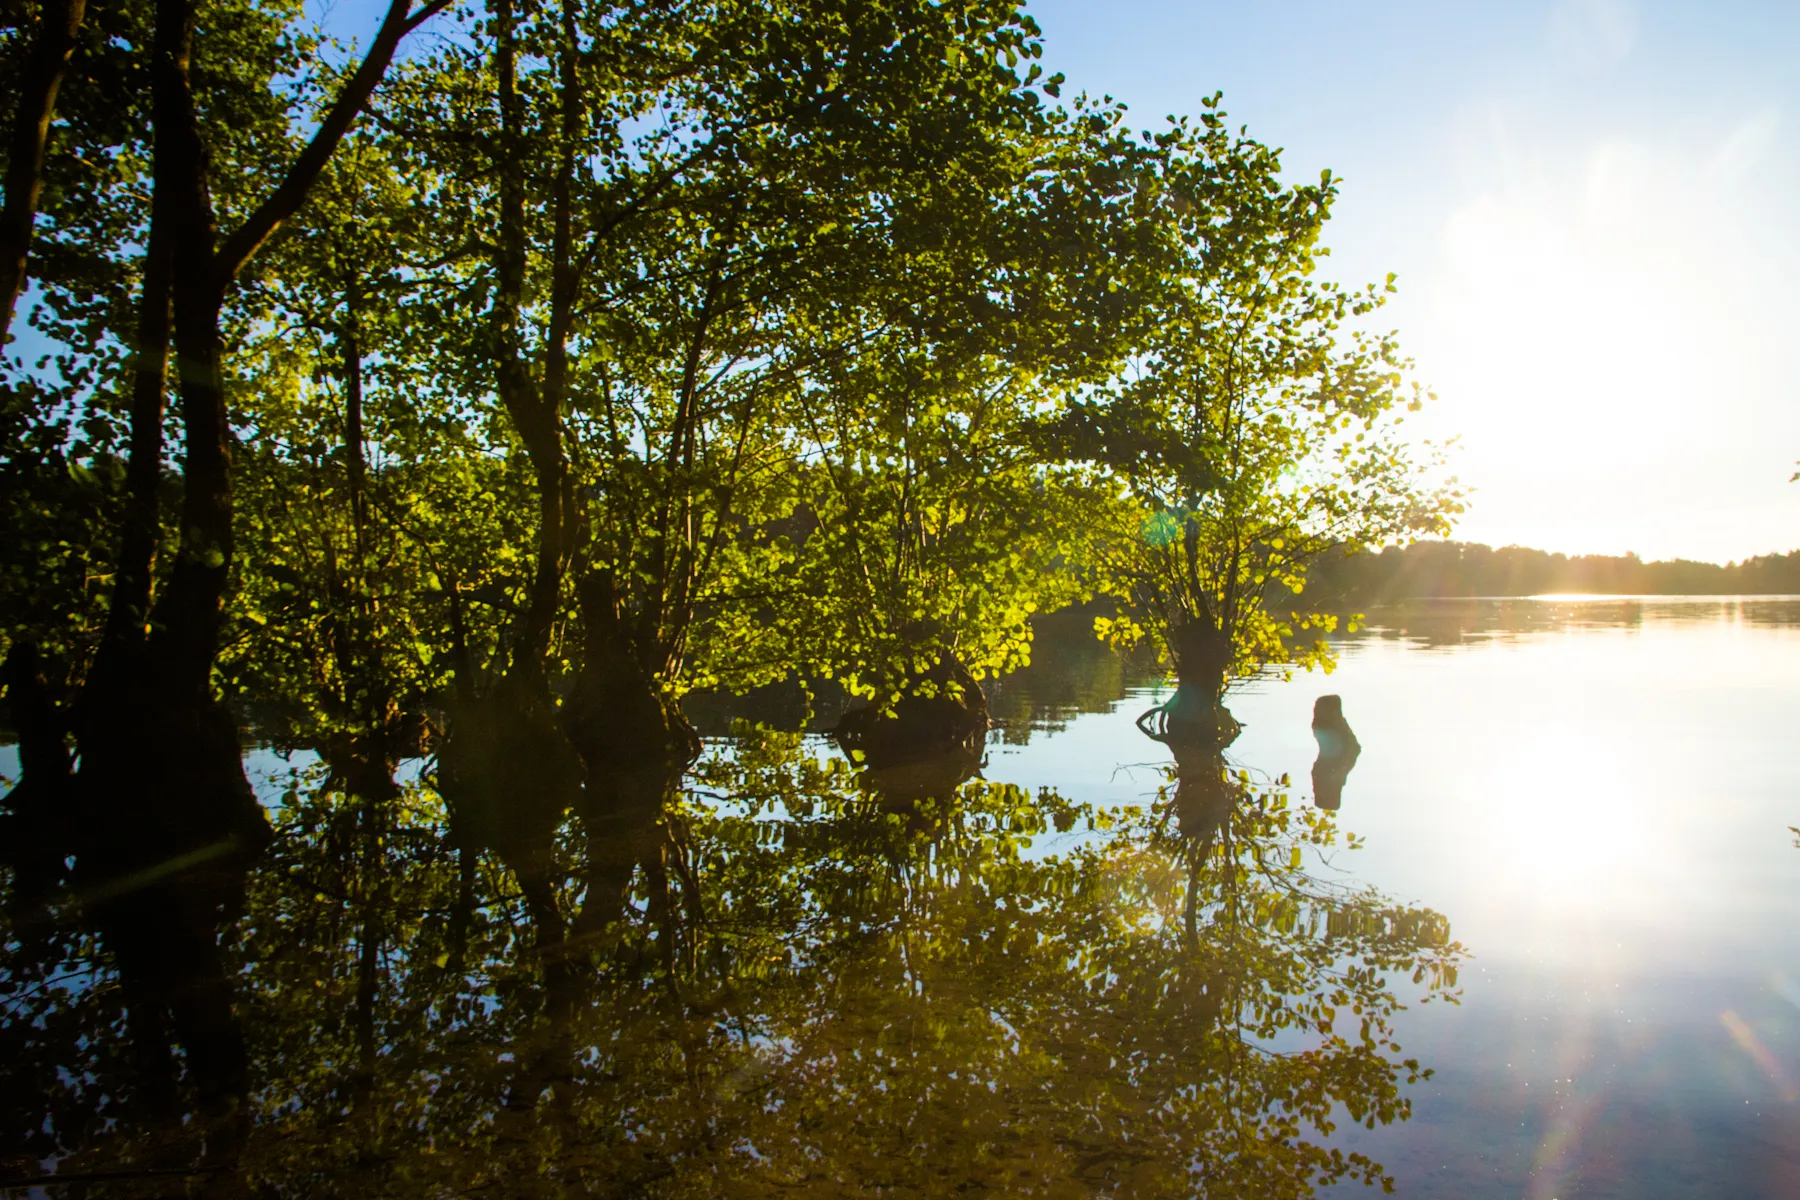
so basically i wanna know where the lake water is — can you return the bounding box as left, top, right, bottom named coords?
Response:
left=4, top=597, right=1799, bottom=1195
left=986, top=597, right=1800, bottom=1197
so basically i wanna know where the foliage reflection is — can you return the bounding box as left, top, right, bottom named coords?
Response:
left=1, top=725, right=1458, bottom=1197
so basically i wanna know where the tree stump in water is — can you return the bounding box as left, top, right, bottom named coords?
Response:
left=1310, top=694, right=1361, bottom=811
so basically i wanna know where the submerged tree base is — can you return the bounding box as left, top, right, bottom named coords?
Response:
left=834, top=656, right=990, bottom=771
left=835, top=683, right=993, bottom=770
left=834, top=692, right=987, bottom=769
left=1136, top=681, right=1242, bottom=747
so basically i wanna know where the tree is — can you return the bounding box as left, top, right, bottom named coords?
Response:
left=0, top=13, right=1470, bottom=1193
left=781, top=96, right=1167, bottom=764
left=0, top=0, right=452, bottom=1160
left=369, top=0, right=1100, bottom=866
left=1059, top=97, right=1459, bottom=724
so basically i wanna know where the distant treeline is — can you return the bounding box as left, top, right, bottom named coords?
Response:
left=1306, top=541, right=1800, bottom=601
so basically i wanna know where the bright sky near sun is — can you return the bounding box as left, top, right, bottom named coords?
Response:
left=1026, top=0, right=1800, bottom=563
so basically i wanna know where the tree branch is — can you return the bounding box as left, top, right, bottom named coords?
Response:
left=0, top=0, right=88, bottom=344
left=213, top=0, right=449, bottom=286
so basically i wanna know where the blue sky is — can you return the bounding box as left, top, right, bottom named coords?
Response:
left=312, top=0, right=1800, bottom=561
left=1027, top=0, right=1800, bottom=561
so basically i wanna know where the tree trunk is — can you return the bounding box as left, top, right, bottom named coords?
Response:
left=102, top=209, right=175, bottom=650
left=1134, top=618, right=1234, bottom=745
left=1168, top=618, right=1232, bottom=701
left=64, top=0, right=429, bottom=1135
left=339, top=318, right=368, bottom=550
left=0, top=641, right=73, bottom=917
left=0, top=0, right=87, bottom=344
left=69, top=0, right=264, bottom=1134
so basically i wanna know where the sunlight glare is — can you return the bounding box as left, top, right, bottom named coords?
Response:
left=1472, top=723, right=1660, bottom=913
left=1409, top=109, right=1800, bottom=561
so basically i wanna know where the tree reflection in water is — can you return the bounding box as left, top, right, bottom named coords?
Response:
left=0, top=724, right=1460, bottom=1197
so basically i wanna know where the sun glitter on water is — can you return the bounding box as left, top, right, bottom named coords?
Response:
left=1467, top=722, right=1662, bottom=913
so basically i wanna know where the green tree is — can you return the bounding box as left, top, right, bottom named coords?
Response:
left=366, top=0, right=1105, bottom=880
left=1053, top=98, right=1460, bottom=722
left=0, top=0, right=454, bottom=1165
left=780, top=96, right=1165, bottom=761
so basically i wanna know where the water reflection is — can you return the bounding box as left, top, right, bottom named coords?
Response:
left=0, top=717, right=1459, bottom=1196
left=984, top=604, right=1161, bottom=742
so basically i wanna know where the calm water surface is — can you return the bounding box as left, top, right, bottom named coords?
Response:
left=989, top=597, right=1800, bottom=1197
left=4, top=597, right=1799, bottom=1195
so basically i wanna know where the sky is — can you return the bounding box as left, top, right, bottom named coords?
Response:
left=1025, top=0, right=1800, bottom=562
